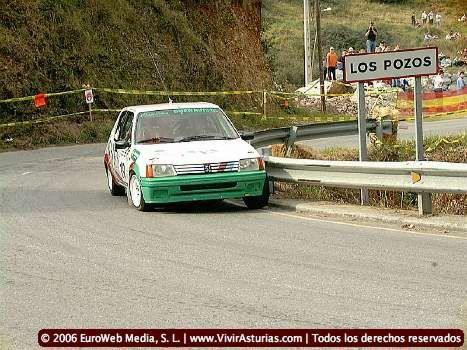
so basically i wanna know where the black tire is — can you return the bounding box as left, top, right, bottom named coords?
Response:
left=128, top=173, right=150, bottom=211
left=243, top=179, right=270, bottom=209
left=106, top=167, right=125, bottom=196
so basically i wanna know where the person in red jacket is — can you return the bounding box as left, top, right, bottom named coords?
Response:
left=326, top=47, right=338, bottom=80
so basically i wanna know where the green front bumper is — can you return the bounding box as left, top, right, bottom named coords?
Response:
left=140, top=171, right=266, bottom=204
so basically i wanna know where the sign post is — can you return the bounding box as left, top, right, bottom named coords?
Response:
left=414, top=76, right=433, bottom=215
left=344, top=47, right=438, bottom=213
left=357, top=82, right=369, bottom=205
left=84, top=89, right=94, bottom=122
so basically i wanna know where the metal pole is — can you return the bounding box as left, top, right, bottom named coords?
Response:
left=88, top=103, right=92, bottom=122
left=315, top=0, right=326, bottom=112
left=262, top=90, right=267, bottom=119
left=304, top=0, right=311, bottom=86
left=357, top=82, right=369, bottom=205
left=414, top=76, right=433, bottom=215
left=311, top=30, right=317, bottom=82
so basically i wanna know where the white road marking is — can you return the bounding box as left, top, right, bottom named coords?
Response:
left=21, top=172, right=32, bottom=176
left=269, top=211, right=467, bottom=240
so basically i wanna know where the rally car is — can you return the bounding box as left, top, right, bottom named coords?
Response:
left=104, top=102, right=269, bottom=211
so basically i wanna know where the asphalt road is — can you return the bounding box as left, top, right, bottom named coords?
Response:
left=1, top=144, right=466, bottom=349
left=302, top=117, right=467, bottom=149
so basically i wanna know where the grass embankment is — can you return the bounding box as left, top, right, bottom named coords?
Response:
left=272, top=134, right=467, bottom=215
left=263, top=0, right=467, bottom=87
left=0, top=0, right=271, bottom=122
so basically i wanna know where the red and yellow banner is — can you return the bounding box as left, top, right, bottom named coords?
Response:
left=397, top=88, right=467, bottom=117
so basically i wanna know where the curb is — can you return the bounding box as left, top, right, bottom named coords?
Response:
left=269, top=199, right=467, bottom=233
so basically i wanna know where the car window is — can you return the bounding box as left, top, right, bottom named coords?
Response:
left=114, top=111, right=128, bottom=140
left=135, top=108, right=238, bottom=144
left=116, top=112, right=134, bottom=141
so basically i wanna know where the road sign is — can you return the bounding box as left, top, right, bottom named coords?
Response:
left=84, top=89, right=94, bottom=104
left=343, top=47, right=438, bottom=83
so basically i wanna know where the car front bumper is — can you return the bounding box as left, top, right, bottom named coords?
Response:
left=139, top=171, right=266, bottom=204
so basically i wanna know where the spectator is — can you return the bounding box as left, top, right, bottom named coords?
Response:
left=375, top=46, right=382, bottom=53
left=348, top=47, right=355, bottom=55
left=435, top=13, right=441, bottom=27
left=339, top=50, right=347, bottom=80
left=458, top=13, right=466, bottom=22
left=379, top=41, right=387, bottom=51
left=365, top=21, right=378, bottom=53
left=428, top=11, right=434, bottom=25
left=433, top=71, right=446, bottom=92
left=457, top=71, right=465, bottom=89
left=411, top=13, right=416, bottom=26
left=326, top=47, right=338, bottom=80
left=424, top=32, right=438, bottom=42
left=359, top=48, right=366, bottom=53
left=446, top=31, right=461, bottom=40
left=322, top=57, right=327, bottom=80
left=421, top=11, right=427, bottom=25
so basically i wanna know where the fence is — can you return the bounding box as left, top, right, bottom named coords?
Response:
left=396, top=87, right=467, bottom=119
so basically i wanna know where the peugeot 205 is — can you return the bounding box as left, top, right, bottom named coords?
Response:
left=104, top=102, right=269, bottom=211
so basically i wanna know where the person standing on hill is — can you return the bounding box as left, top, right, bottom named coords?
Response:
left=435, top=13, right=442, bottom=27
left=326, top=47, right=338, bottom=80
left=365, top=21, right=378, bottom=53
left=421, top=11, right=427, bottom=25
left=411, top=13, right=416, bottom=26
left=428, top=11, right=434, bottom=25
left=457, top=71, right=465, bottom=90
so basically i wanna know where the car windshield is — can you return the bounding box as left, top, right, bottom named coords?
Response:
left=135, top=107, right=239, bottom=144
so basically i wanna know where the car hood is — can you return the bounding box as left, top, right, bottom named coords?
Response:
left=134, top=138, right=259, bottom=165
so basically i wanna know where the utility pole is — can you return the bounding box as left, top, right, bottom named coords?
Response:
left=315, top=0, right=326, bottom=112
left=303, top=0, right=312, bottom=87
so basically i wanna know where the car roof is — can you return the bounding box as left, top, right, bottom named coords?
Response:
left=124, top=102, right=220, bottom=114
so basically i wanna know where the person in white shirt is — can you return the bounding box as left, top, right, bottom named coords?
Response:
left=435, top=13, right=441, bottom=27
left=428, top=11, right=434, bottom=25
left=433, top=71, right=445, bottom=92
left=457, top=72, right=465, bottom=90
left=421, top=11, right=427, bottom=24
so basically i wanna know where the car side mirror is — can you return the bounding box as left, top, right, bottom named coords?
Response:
left=240, top=132, right=254, bottom=141
left=115, top=140, right=130, bottom=149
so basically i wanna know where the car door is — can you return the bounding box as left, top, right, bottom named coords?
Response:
left=115, top=111, right=134, bottom=185
left=109, top=110, right=128, bottom=185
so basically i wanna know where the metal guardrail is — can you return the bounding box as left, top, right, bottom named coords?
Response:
left=250, top=119, right=393, bottom=149
left=265, top=157, right=467, bottom=194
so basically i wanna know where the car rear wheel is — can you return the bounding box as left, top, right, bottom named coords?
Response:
left=106, top=167, right=125, bottom=196
left=128, top=173, right=149, bottom=211
left=243, top=179, right=270, bottom=209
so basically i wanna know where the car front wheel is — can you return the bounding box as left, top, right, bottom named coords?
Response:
left=243, top=179, right=270, bottom=209
left=128, top=173, right=149, bottom=211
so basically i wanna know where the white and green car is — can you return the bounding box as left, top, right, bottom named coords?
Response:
left=104, top=102, right=269, bottom=211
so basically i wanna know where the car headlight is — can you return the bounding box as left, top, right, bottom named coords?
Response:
left=146, top=164, right=176, bottom=178
left=239, top=158, right=265, bottom=172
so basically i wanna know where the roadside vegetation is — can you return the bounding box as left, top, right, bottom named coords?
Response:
left=272, top=134, right=467, bottom=215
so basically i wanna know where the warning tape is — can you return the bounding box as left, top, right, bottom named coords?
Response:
left=425, top=134, right=466, bottom=152
left=93, top=88, right=260, bottom=96
left=0, top=111, right=89, bottom=128
left=398, top=108, right=467, bottom=121
left=0, top=89, right=86, bottom=104
left=0, top=109, right=262, bottom=128
left=271, top=115, right=356, bottom=122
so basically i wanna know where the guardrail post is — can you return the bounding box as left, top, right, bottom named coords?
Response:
left=414, top=76, right=433, bottom=215
left=285, top=126, right=298, bottom=157
left=257, top=147, right=274, bottom=194
left=357, top=82, right=369, bottom=205
left=262, top=90, right=267, bottom=120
